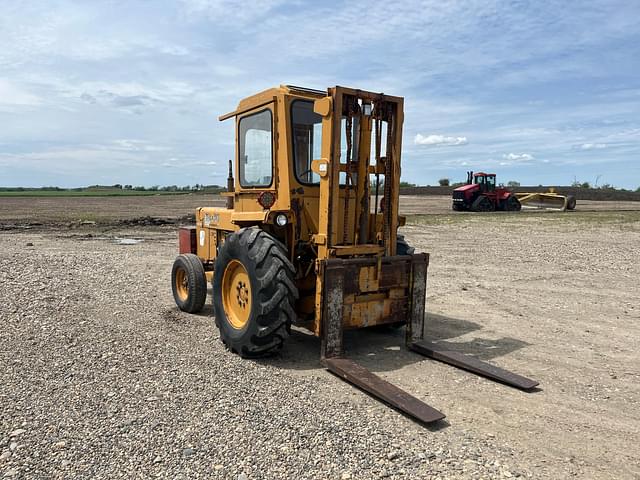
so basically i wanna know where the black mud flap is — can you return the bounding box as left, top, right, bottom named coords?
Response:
left=325, top=357, right=446, bottom=424
left=410, top=341, right=539, bottom=391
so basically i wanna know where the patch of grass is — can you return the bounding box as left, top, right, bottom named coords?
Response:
left=0, top=190, right=189, bottom=197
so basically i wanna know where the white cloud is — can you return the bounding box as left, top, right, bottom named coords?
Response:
left=111, top=139, right=170, bottom=152
left=179, top=0, right=289, bottom=24
left=503, top=153, right=535, bottom=162
left=414, top=134, right=468, bottom=146
left=579, top=143, right=607, bottom=150
left=0, top=79, right=41, bottom=107
left=162, top=158, right=217, bottom=168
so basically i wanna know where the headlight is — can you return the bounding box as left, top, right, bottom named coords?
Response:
left=275, top=213, right=288, bottom=227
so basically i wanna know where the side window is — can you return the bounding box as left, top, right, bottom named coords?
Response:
left=291, top=100, right=322, bottom=184
left=239, top=109, right=273, bottom=187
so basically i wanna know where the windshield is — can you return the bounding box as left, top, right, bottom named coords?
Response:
left=291, top=100, right=322, bottom=184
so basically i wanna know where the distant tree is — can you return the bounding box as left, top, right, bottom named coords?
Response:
left=599, top=183, right=614, bottom=190
left=580, top=182, right=591, bottom=189
left=507, top=180, right=521, bottom=188
left=112, top=184, right=122, bottom=189
left=149, top=185, right=159, bottom=191
left=133, top=186, right=145, bottom=191
left=399, top=181, right=416, bottom=188
left=438, top=178, right=450, bottom=186
left=123, top=185, right=132, bottom=190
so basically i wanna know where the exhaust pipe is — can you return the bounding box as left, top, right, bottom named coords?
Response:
left=226, top=159, right=234, bottom=209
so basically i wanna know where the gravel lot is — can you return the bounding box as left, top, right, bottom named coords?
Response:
left=1, top=198, right=639, bottom=479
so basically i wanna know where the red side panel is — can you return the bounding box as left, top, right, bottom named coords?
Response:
left=179, top=227, right=197, bottom=254
left=497, top=189, right=512, bottom=200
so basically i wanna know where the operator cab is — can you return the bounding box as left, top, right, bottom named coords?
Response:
left=474, top=172, right=496, bottom=193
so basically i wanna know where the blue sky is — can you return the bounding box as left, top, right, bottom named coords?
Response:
left=1, top=0, right=639, bottom=188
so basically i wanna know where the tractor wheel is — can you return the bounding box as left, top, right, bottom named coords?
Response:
left=566, top=195, right=576, bottom=210
left=471, top=195, right=494, bottom=212
left=505, top=195, right=522, bottom=212
left=212, top=227, right=298, bottom=358
left=396, top=235, right=415, bottom=255
left=172, top=254, right=207, bottom=313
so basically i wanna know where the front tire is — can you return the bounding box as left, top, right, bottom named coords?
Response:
left=566, top=195, right=576, bottom=210
left=212, top=227, right=298, bottom=357
left=172, top=254, right=207, bottom=313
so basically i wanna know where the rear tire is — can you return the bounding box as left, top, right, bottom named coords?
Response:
left=505, top=195, right=522, bottom=211
left=396, top=235, right=415, bottom=255
left=566, top=195, right=576, bottom=210
left=172, top=254, right=207, bottom=313
left=212, top=227, right=298, bottom=357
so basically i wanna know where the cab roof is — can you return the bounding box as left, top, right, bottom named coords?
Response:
left=219, top=85, right=326, bottom=121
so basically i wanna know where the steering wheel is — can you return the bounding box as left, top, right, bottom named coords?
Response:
left=299, top=169, right=314, bottom=179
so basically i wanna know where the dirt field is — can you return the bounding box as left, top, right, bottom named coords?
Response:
left=1, top=196, right=639, bottom=479
left=1, top=195, right=639, bottom=226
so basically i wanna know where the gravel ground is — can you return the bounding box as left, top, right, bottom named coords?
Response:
left=1, top=207, right=639, bottom=479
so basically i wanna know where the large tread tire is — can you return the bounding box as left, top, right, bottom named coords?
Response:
left=505, top=195, right=522, bottom=212
left=172, top=253, right=207, bottom=313
left=471, top=195, right=494, bottom=212
left=566, top=195, right=576, bottom=210
left=396, top=235, right=415, bottom=255
left=213, top=227, right=298, bottom=358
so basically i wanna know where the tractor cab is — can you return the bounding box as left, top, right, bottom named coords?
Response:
left=473, top=172, right=496, bottom=193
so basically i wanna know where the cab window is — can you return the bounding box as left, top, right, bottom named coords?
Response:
left=239, top=109, right=273, bottom=187
left=291, top=100, right=322, bottom=184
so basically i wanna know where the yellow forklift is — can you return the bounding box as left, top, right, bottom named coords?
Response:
left=171, top=85, right=538, bottom=424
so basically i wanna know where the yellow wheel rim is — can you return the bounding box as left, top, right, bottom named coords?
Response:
left=175, top=267, right=189, bottom=301
left=222, top=260, right=252, bottom=330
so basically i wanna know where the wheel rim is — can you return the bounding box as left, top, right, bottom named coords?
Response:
left=222, top=259, right=252, bottom=330
left=175, top=267, right=189, bottom=301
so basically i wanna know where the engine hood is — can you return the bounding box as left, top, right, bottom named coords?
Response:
left=453, top=184, right=477, bottom=192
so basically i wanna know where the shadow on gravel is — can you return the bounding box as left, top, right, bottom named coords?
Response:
left=263, top=312, right=533, bottom=374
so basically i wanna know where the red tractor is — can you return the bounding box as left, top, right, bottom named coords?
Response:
left=452, top=171, right=521, bottom=212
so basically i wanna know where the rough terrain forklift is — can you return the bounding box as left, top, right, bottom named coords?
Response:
left=171, top=85, right=537, bottom=424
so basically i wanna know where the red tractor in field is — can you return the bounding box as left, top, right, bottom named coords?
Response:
left=452, top=171, right=521, bottom=212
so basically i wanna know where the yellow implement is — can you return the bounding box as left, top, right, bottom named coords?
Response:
left=515, top=188, right=576, bottom=211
